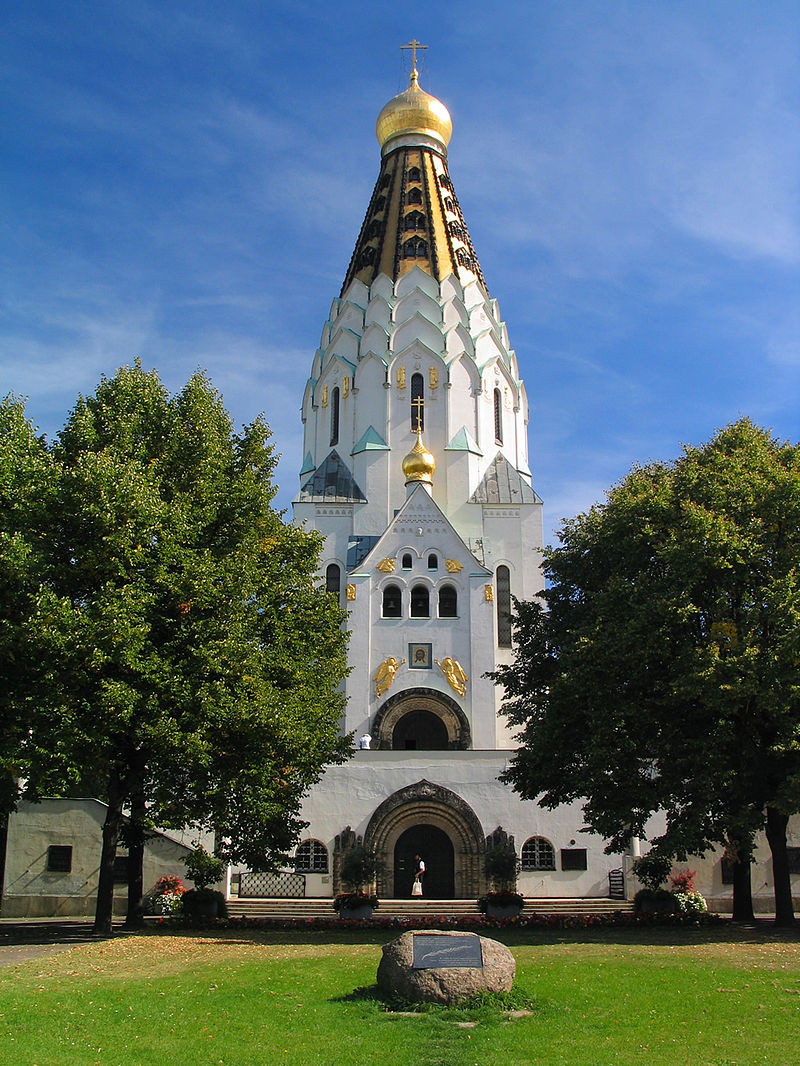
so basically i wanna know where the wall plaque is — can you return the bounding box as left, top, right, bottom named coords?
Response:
left=412, top=934, right=484, bottom=970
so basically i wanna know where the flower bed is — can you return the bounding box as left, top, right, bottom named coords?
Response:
left=153, top=908, right=725, bottom=933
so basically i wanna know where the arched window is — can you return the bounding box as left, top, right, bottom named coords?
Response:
left=427, top=553, right=438, bottom=570
left=366, top=219, right=383, bottom=238
left=438, top=584, right=458, bottom=618
left=407, top=187, right=423, bottom=204
left=404, top=211, right=427, bottom=231
left=410, top=584, right=430, bottom=618
left=448, top=221, right=467, bottom=240
left=402, top=553, right=413, bottom=570
left=325, top=563, right=341, bottom=599
left=402, top=237, right=427, bottom=258
left=494, top=388, right=503, bottom=444
left=373, top=195, right=386, bottom=212
left=295, top=840, right=329, bottom=873
left=407, top=166, right=421, bottom=182
left=496, top=565, right=512, bottom=647
left=382, top=584, right=402, bottom=618
left=329, top=387, right=340, bottom=446
left=380, top=173, right=391, bottom=189
left=521, top=837, right=556, bottom=871
left=357, top=245, right=376, bottom=268
left=443, top=197, right=455, bottom=213
left=411, top=373, right=424, bottom=431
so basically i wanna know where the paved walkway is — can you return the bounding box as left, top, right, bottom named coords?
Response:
left=0, top=919, right=112, bottom=968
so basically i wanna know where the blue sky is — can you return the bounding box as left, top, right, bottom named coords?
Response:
left=3, top=1, right=799, bottom=544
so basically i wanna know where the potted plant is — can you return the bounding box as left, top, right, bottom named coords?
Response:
left=144, top=874, right=186, bottom=916
left=478, top=840, right=524, bottom=918
left=181, top=843, right=228, bottom=920
left=632, top=852, right=678, bottom=916
left=334, top=844, right=380, bottom=919
left=669, top=869, right=708, bottom=916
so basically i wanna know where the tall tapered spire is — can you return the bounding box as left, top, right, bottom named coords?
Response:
left=341, top=58, right=485, bottom=294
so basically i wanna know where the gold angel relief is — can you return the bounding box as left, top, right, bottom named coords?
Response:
left=377, top=557, right=395, bottom=573
left=445, top=559, right=462, bottom=573
left=373, top=656, right=406, bottom=698
left=435, top=656, right=468, bottom=697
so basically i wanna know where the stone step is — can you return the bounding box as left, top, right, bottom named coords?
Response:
left=226, top=897, right=633, bottom=920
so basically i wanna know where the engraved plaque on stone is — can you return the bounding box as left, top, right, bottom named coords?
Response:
left=412, top=934, right=484, bottom=969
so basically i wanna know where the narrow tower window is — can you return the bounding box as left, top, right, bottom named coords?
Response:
left=407, top=166, right=421, bottom=182
left=402, top=553, right=413, bottom=570
left=329, top=387, right=340, bottom=446
left=410, top=584, right=430, bottom=618
left=411, top=373, right=424, bottom=431
left=427, top=553, right=438, bottom=570
left=325, top=563, right=341, bottom=600
left=494, top=388, right=503, bottom=444
left=382, top=584, right=402, bottom=618
left=496, top=565, right=512, bottom=647
left=407, top=187, right=423, bottom=204
left=438, top=585, right=458, bottom=618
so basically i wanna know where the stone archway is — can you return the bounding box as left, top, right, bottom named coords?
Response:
left=364, top=780, right=486, bottom=899
left=372, top=688, right=471, bottom=750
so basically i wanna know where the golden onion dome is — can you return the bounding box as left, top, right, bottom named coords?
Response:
left=376, top=69, right=452, bottom=154
left=402, top=427, right=436, bottom=485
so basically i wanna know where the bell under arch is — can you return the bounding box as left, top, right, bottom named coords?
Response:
left=372, top=687, right=471, bottom=750
left=363, top=779, right=486, bottom=899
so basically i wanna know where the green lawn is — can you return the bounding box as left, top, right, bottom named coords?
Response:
left=1, top=925, right=799, bottom=1065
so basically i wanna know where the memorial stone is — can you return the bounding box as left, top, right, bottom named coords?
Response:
left=377, top=930, right=515, bottom=1005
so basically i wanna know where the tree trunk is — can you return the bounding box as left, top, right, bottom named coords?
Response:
left=731, top=855, right=754, bottom=923
left=94, top=773, right=125, bottom=935
left=0, top=810, right=8, bottom=910
left=124, top=789, right=146, bottom=929
left=765, top=805, right=796, bottom=927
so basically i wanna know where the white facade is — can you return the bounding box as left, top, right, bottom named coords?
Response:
left=289, top=68, right=626, bottom=901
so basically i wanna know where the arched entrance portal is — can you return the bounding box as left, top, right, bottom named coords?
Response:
left=372, top=688, right=471, bottom=750
left=393, top=824, right=454, bottom=898
left=392, top=710, right=448, bottom=750
left=364, top=780, right=486, bottom=899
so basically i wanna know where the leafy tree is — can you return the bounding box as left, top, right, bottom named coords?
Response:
left=27, top=363, right=350, bottom=933
left=0, top=397, right=56, bottom=903
left=493, top=420, right=800, bottom=925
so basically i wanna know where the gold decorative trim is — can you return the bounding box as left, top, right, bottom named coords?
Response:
left=346, top=583, right=356, bottom=601
left=484, top=584, right=494, bottom=602
left=377, top=557, right=395, bottom=573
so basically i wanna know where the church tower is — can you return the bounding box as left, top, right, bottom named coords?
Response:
left=291, top=53, right=616, bottom=901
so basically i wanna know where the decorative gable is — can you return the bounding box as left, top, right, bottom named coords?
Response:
left=299, top=451, right=367, bottom=503
left=470, top=453, right=541, bottom=505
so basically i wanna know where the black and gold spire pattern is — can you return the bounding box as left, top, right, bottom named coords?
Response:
left=340, top=65, right=486, bottom=295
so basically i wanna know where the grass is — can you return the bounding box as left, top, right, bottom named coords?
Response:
left=1, top=924, right=799, bottom=1065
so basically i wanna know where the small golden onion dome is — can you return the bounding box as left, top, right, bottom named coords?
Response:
left=376, top=70, right=452, bottom=152
left=402, top=428, right=436, bottom=485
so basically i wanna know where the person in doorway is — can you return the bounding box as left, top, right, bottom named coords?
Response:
left=412, top=854, right=425, bottom=896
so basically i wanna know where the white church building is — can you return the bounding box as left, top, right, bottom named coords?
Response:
left=285, top=58, right=625, bottom=902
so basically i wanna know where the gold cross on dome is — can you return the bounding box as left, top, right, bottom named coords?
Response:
left=401, top=39, right=427, bottom=76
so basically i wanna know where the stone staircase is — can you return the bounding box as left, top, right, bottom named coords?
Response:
left=226, top=896, right=633, bottom=920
